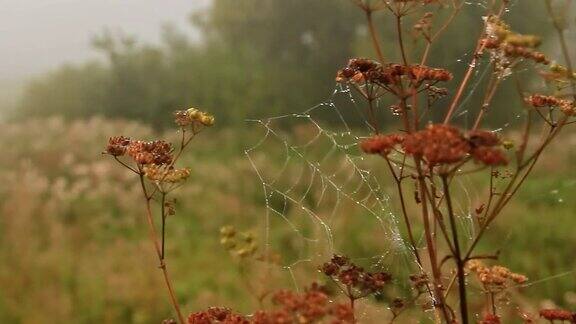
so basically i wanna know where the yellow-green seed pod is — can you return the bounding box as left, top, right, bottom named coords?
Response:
left=502, top=141, right=514, bottom=150
left=220, top=237, right=236, bottom=250
left=220, top=226, right=236, bottom=238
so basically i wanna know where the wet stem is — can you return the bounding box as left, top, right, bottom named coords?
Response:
left=441, top=175, right=468, bottom=324
left=138, top=173, right=185, bottom=323
left=346, top=285, right=357, bottom=323
left=365, top=9, right=385, bottom=64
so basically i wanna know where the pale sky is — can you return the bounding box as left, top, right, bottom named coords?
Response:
left=0, top=0, right=208, bottom=80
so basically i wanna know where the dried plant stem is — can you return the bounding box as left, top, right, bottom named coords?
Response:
left=139, top=175, right=185, bottom=324
left=472, top=73, right=501, bottom=130
left=367, top=89, right=381, bottom=133
left=161, top=192, right=167, bottom=259
left=441, top=175, right=468, bottom=324
left=443, top=42, right=483, bottom=124
left=416, top=161, right=451, bottom=323
left=366, top=10, right=385, bottom=63
left=385, top=158, right=422, bottom=265
left=395, top=15, right=409, bottom=66
left=346, top=286, right=357, bottom=323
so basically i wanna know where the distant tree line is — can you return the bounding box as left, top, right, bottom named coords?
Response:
left=13, top=0, right=551, bottom=129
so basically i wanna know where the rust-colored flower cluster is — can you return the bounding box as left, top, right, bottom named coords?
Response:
left=336, top=58, right=452, bottom=86
left=106, top=136, right=131, bottom=156
left=467, top=260, right=527, bottom=293
left=361, top=125, right=508, bottom=166
left=105, top=137, right=174, bottom=166
left=127, top=140, right=173, bottom=165
left=321, top=255, right=392, bottom=297
left=187, top=285, right=354, bottom=324
left=539, top=309, right=575, bottom=322
left=402, top=124, right=469, bottom=165
left=254, top=285, right=353, bottom=324
left=359, top=134, right=404, bottom=156
left=187, top=307, right=249, bottom=324
left=479, top=313, right=501, bottom=324
left=525, top=94, right=576, bottom=116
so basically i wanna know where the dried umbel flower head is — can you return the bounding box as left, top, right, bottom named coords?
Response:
left=127, top=140, right=174, bottom=165
left=187, top=307, right=249, bottom=324
left=263, top=284, right=353, bottom=324
left=409, top=64, right=453, bottom=82
left=400, top=125, right=509, bottom=166
left=466, top=130, right=507, bottom=166
left=467, top=260, right=527, bottom=293
left=525, top=94, right=576, bottom=116
left=360, top=134, right=404, bottom=156
left=174, top=108, right=215, bottom=127
left=143, top=165, right=191, bottom=183
left=105, top=136, right=131, bottom=156
left=479, top=313, right=501, bottom=324
left=539, top=309, right=575, bottom=322
left=188, top=285, right=353, bottom=324
left=403, top=124, right=470, bottom=165
left=336, top=58, right=453, bottom=88
left=320, top=254, right=392, bottom=296
left=470, top=146, right=508, bottom=166
left=467, top=130, right=501, bottom=147
left=336, top=58, right=382, bottom=84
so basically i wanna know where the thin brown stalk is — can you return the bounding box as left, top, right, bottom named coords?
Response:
left=472, top=72, right=501, bottom=130
left=366, top=10, right=385, bottom=63
left=441, top=175, right=468, bottom=324
left=395, top=15, right=409, bottom=66
left=415, top=160, right=452, bottom=323
left=385, top=158, right=422, bottom=265
left=139, top=174, right=185, bottom=324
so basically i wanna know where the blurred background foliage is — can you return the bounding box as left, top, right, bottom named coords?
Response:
left=1, top=0, right=575, bottom=323
left=9, top=0, right=553, bottom=128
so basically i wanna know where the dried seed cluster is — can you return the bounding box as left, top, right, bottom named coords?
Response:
left=539, top=309, right=576, bottom=322
left=336, top=58, right=452, bottom=85
left=320, top=255, right=392, bottom=297
left=187, top=285, right=354, bottom=324
left=467, top=260, right=527, bottom=293
left=479, top=313, right=501, bottom=324
left=106, top=137, right=174, bottom=166
left=361, top=125, right=508, bottom=166
left=143, top=165, right=191, bottom=183
left=525, top=94, right=576, bottom=116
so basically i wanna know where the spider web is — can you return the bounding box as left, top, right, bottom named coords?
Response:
left=245, top=85, right=410, bottom=283
left=243, top=44, right=509, bottom=281
left=242, top=0, right=573, bottom=305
